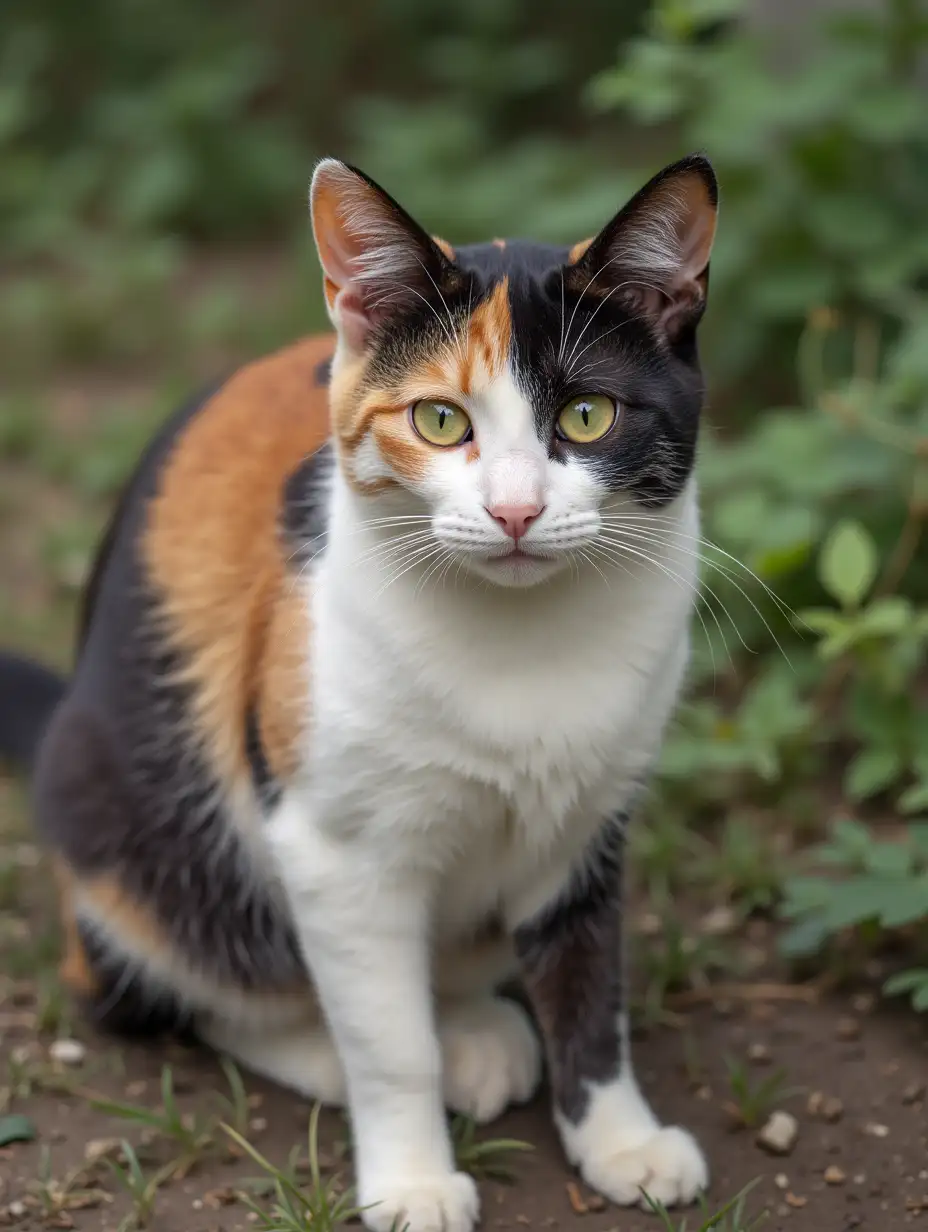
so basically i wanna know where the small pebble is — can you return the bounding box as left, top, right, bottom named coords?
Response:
left=852, top=993, right=875, bottom=1014
left=192, top=1200, right=203, bottom=1211
left=785, top=1192, right=808, bottom=1209
left=775, top=1173, right=789, bottom=1190
left=807, top=1090, right=824, bottom=1116
left=249, top=1117, right=268, bottom=1133
left=756, top=1110, right=799, bottom=1156
left=7, top=1203, right=26, bottom=1220
left=637, top=912, right=662, bottom=937
left=701, top=905, right=737, bottom=936
left=863, top=1121, right=890, bottom=1138
left=747, top=1042, right=771, bottom=1065
left=125, top=1080, right=147, bottom=1098
left=836, top=1017, right=860, bottom=1041
left=49, top=1038, right=86, bottom=1066
left=903, top=1082, right=926, bottom=1106
left=824, top=1096, right=844, bottom=1122
left=824, top=1165, right=846, bottom=1185
left=84, top=1138, right=124, bottom=1164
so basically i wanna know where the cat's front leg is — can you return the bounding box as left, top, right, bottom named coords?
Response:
left=511, top=819, right=708, bottom=1211
left=268, top=797, right=478, bottom=1232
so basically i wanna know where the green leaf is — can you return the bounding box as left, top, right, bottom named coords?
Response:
left=795, top=608, right=847, bottom=636
left=885, top=968, right=928, bottom=1012
left=780, top=914, right=832, bottom=957
left=899, top=781, right=928, bottom=815
left=0, top=1114, right=37, bottom=1146
left=845, top=746, right=903, bottom=801
left=884, top=968, right=928, bottom=996
left=819, top=520, right=878, bottom=609
left=863, top=841, right=914, bottom=878
left=859, top=596, right=913, bottom=637
left=877, top=876, right=928, bottom=928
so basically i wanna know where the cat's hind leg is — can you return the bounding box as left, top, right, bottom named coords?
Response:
left=198, top=1013, right=345, bottom=1105
left=439, top=997, right=541, bottom=1123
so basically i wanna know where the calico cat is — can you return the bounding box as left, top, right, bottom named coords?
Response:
left=0, top=152, right=717, bottom=1231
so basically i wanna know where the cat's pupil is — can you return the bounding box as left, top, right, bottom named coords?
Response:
left=580, top=405, right=590, bottom=426
left=438, top=408, right=447, bottom=429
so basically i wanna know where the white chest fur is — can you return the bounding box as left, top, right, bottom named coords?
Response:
left=281, top=480, right=699, bottom=939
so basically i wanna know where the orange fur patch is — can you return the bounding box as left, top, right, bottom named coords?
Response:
left=331, top=281, right=512, bottom=491
left=53, top=860, right=98, bottom=997
left=459, top=278, right=511, bottom=392
left=257, top=587, right=310, bottom=781
left=143, top=335, right=334, bottom=791
left=82, top=873, right=175, bottom=961
left=432, top=236, right=456, bottom=261
left=569, top=237, right=594, bottom=264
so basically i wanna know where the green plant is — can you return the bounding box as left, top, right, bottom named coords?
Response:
left=450, top=1117, right=533, bottom=1182
left=594, top=0, right=928, bottom=1010
left=639, top=912, right=733, bottom=1024
left=643, top=1178, right=767, bottom=1230
left=695, top=816, right=788, bottom=913
left=107, top=1141, right=175, bottom=1231
left=780, top=818, right=928, bottom=1008
left=216, top=1056, right=252, bottom=1139
left=92, top=1065, right=217, bottom=1173
left=722, top=1057, right=802, bottom=1130
left=224, top=1104, right=365, bottom=1232
left=31, top=1146, right=110, bottom=1223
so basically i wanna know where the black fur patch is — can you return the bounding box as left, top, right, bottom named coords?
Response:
left=514, top=817, right=627, bottom=1124
left=280, top=442, right=335, bottom=569
left=78, top=918, right=195, bottom=1039
left=245, top=705, right=280, bottom=811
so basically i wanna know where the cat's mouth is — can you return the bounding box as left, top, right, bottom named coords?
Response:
left=484, top=544, right=556, bottom=572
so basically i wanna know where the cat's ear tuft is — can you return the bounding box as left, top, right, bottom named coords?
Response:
left=570, top=154, right=718, bottom=341
left=310, top=159, right=454, bottom=353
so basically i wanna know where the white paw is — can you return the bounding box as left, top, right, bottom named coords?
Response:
left=581, top=1126, right=708, bottom=1209
left=360, top=1171, right=479, bottom=1232
left=439, top=997, right=542, bottom=1123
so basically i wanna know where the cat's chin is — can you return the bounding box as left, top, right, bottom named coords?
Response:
left=462, top=550, right=566, bottom=589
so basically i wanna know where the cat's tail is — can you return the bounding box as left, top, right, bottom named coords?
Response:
left=0, top=651, right=67, bottom=771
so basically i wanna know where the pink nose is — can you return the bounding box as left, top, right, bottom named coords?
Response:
left=487, top=502, right=543, bottom=540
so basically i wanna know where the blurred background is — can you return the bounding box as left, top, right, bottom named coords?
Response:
left=1, top=0, right=927, bottom=1005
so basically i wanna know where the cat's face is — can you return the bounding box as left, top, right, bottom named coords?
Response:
left=311, top=156, right=717, bottom=588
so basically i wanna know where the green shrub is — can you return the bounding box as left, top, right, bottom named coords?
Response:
left=593, top=0, right=928, bottom=994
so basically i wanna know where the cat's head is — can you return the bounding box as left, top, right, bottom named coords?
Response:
left=310, top=155, right=717, bottom=588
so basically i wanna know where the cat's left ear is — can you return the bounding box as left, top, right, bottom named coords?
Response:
left=310, top=159, right=455, bottom=354
left=568, top=154, right=718, bottom=342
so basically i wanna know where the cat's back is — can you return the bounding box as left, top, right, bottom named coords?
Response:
left=47, top=332, right=335, bottom=824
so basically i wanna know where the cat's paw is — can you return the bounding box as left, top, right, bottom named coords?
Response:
left=580, top=1126, right=708, bottom=1209
left=360, top=1171, right=479, bottom=1232
left=440, top=996, right=541, bottom=1123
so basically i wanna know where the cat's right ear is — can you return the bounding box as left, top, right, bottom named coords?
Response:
left=310, top=159, right=454, bottom=354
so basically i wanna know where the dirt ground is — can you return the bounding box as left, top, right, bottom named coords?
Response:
left=1, top=788, right=926, bottom=1232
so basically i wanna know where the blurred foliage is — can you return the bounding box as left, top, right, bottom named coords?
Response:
left=0, top=0, right=647, bottom=373
left=594, top=0, right=928, bottom=994
left=1, top=0, right=928, bottom=1001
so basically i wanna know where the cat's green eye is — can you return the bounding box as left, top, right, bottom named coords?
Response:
left=556, top=394, right=616, bottom=444
left=411, top=399, right=472, bottom=447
